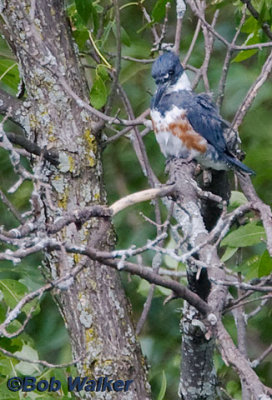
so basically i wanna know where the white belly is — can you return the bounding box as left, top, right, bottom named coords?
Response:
left=156, top=129, right=190, bottom=158
left=150, top=107, right=204, bottom=159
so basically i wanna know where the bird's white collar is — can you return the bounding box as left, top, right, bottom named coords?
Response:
left=168, top=72, right=192, bottom=92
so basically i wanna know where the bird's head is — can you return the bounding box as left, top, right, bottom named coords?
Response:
left=151, top=52, right=188, bottom=107
left=152, top=51, right=184, bottom=86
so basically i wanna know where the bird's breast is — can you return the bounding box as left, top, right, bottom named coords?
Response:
left=150, top=106, right=207, bottom=158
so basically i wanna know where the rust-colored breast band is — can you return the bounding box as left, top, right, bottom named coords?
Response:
left=169, top=119, right=207, bottom=153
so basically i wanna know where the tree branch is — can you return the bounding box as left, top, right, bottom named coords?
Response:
left=240, top=0, right=272, bottom=40
left=216, top=319, right=272, bottom=398
left=0, top=88, right=26, bottom=127
left=232, top=50, right=272, bottom=130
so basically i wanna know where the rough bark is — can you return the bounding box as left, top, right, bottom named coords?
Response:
left=0, top=1, right=151, bottom=398
left=165, top=160, right=228, bottom=400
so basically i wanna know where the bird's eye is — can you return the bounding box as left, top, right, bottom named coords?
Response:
left=169, top=69, right=174, bottom=75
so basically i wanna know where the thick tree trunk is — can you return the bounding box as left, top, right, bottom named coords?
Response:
left=165, top=160, right=228, bottom=400
left=1, top=1, right=151, bottom=398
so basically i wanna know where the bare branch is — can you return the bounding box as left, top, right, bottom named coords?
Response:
left=186, top=0, right=272, bottom=51
left=225, top=294, right=272, bottom=314
left=136, top=284, right=156, bottom=335
left=240, top=0, right=272, bottom=40
left=238, top=173, right=272, bottom=256
left=216, top=319, right=272, bottom=398
left=251, top=343, right=272, bottom=368
left=0, top=346, right=85, bottom=368
left=211, top=279, right=272, bottom=292
left=0, top=188, right=25, bottom=224
left=232, top=50, right=272, bottom=130
left=6, top=132, right=59, bottom=165
left=58, top=76, right=148, bottom=128
left=173, top=0, right=186, bottom=54
left=110, top=185, right=176, bottom=215
left=216, top=6, right=247, bottom=108
left=140, top=4, right=160, bottom=44
left=183, top=19, right=201, bottom=66
left=105, top=0, right=121, bottom=111
left=0, top=88, right=26, bottom=127
left=0, top=263, right=84, bottom=336
left=0, top=244, right=211, bottom=337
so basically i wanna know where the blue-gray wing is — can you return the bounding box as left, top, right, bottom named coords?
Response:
left=161, top=91, right=228, bottom=153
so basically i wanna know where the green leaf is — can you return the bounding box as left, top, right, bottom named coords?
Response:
left=221, top=246, right=238, bottom=262
left=156, top=285, right=172, bottom=297
left=221, top=222, right=266, bottom=248
left=241, top=16, right=258, bottom=34
left=157, top=370, right=167, bottom=400
left=229, top=191, right=248, bottom=208
left=152, top=0, right=169, bottom=22
left=0, top=359, right=18, bottom=376
left=0, top=279, right=38, bottom=315
left=0, top=378, right=20, bottom=399
left=75, top=0, right=93, bottom=25
left=100, top=21, right=114, bottom=49
left=112, top=25, right=131, bottom=47
left=121, top=27, right=131, bottom=47
left=96, top=64, right=109, bottom=81
left=14, top=344, right=41, bottom=376
left=73, top=29, right=89, bottom=50
left=137, top=279, right=150, bottom=297
left=0, top=279, right=28, bottom=308
left=232, top=49, right=258, bottom=63
left=0, top=59, right=20, bottom=91
left=232, top=32, right=259, bottom=63
left=90, top=75, right=108, bottom=109
left=258, top=249, right=272, bottom=277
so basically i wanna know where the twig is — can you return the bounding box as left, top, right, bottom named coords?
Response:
left=192, top=5, right=219, bottom=90
left=232, top=50, right=272, bottom=130
left=0, top=242, right=211, bottom=336
left=6, top=132, right=59, bottom=165
left=106, top=0, right=121, bottom=112
left=240, top=0, right=272, bottom=40
left=58, top=76, right=148, bottom=128
left=183, top=19, right=201, bottom=66
left=251, top=343, right=272, bottom=368
left=152, top=2, right=171, bottom=52
left=246, top=296, right=270, bottom=320
left=110, top=185, right=176, bottom=215
left=140, top=4, right=160, bottom=44
left=106, top=54, right=154, bottom=64
left=0, top=188, right=25, bottom=224
left=136, top=209, right=172, bottom=334
left=0, top=88, right=25, bottom=128
left=225, top=294, right=272, bottom=313
left=211, top=279, right=272, bottom=292
left=0, top=120, right=36, bottom=192
left=173, top=0, right=186, bottom=54
left=238, top=173, right=272, bottom=256
left=216, top=6, right=247, bottom=108
left=0, top=263, right=84, bottom=336
left=0, top=346, right=85, bottom=368
left=186, top=0, right=272, bottom=51
left=136, top=284, right=156, bottom=335
left=216, top=318, right=272, bottom=398
left=83, top=252, right=211, bottom=315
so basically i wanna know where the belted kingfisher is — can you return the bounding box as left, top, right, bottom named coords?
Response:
left=150, top=52, right=254, bottom=175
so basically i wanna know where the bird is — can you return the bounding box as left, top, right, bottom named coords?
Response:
left=150, top=51, right=254, bottom=175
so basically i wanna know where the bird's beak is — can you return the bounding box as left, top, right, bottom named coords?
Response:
left=153, top=81, right=168, bottom=108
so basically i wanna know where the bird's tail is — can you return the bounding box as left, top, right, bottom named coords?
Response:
left=225, top=154, right=255, bottom=175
